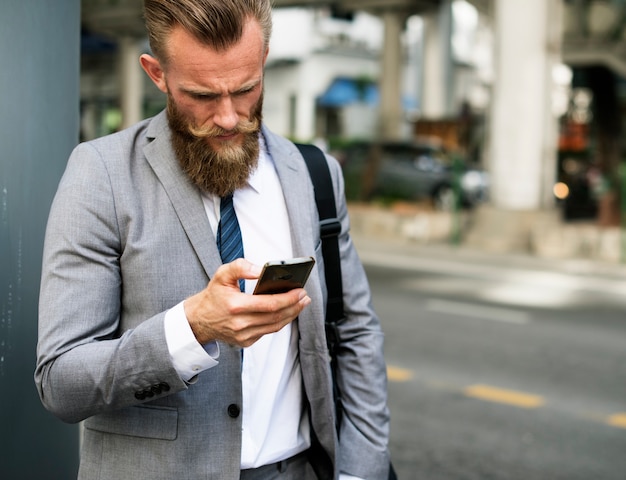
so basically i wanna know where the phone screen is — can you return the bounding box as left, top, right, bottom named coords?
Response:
left=253, top=256, right=315, bottom=295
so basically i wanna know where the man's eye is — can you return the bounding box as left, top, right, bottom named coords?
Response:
left=190, top=93, right=217, bottom=101
left=235, top=88, right=255, bottom=97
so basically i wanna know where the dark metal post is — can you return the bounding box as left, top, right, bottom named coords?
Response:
left=0, top=1, right=81, bottom=477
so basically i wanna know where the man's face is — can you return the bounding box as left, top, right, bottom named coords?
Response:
left=140, top=19, right=269, bottom=196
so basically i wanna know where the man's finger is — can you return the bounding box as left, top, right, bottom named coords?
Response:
left=213, top=259, right=263, bottom=287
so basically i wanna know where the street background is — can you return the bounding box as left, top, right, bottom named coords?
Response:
left=353, top=231, right=626, bottom=479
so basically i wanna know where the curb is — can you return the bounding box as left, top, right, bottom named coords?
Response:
left=348, top=203, right=626, bottom=268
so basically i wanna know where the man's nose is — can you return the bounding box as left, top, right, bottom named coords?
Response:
left=212, top=96, right=239, bottom=131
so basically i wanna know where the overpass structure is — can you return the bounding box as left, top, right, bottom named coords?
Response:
left=81, top=0, right=626, bottom=80
left=562, top=0, right=626, bottom=79
left=82, top=0, right=626, bottom=134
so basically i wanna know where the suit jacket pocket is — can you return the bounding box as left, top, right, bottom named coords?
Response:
left=84, top=404, right=178, bottom=440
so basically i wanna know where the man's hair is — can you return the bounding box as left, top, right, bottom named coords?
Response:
left=143, top=0, right=273, bottom=63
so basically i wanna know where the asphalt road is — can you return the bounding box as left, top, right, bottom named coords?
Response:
left=353, top=235, right=626, bottom=480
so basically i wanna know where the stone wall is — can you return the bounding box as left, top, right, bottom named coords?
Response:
left=347, top=203, right=625, bottom=263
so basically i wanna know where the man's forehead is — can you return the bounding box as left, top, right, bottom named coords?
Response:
left=162, top=22, right=266, bottom=90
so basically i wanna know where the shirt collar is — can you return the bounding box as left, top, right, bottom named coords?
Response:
left=246, top=132, right=272, bottom=195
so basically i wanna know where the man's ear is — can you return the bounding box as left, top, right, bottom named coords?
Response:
left=140, top=54, right=167, bottom=93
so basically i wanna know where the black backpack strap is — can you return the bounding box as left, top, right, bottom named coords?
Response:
left=295, top=143, right=344, bottom=327
left=295, top=142, right=344, bottom=433
left=295, top=143, right=398, bottom=479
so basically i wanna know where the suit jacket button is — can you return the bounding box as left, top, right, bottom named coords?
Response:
left=151, top=383, right=169, bottom=395
left=227, top=404, right=240, bottom=418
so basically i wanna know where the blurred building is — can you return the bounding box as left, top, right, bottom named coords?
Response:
left=263, top=8, right=384, bottom=141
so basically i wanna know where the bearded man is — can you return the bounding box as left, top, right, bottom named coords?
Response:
left=35, top=1, right=391, bottom=479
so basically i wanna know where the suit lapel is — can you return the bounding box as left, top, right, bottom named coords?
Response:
left=143, top=112, right=222, bottom=278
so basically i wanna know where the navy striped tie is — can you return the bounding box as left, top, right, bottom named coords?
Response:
left=217, top=193, right=245, bottom=292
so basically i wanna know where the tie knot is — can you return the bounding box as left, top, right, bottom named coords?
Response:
left=221, top=193, right=234, bottom=206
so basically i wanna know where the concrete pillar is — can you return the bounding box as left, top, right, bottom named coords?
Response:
left=0, top=0, right=80, bottom=477
left=466, top=0, right=564, bottom=253
left=489, top=0, right=562, bottom=210
left=379, top=10, right=405, bottom=140
left=119, top=36, right=145, bottom=128
left=420, top=0, right=453, bottom=119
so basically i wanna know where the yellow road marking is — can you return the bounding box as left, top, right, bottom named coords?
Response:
left=607, top=413, right=626, bottom=429
left=464, top=384, right=544, bottom=408
left=385, top=373, right=626, bottom=430
left=387, top=366, right=413, bottom=382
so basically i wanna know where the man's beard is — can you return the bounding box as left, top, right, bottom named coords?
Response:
left=167, top=94, right=263, bottom=197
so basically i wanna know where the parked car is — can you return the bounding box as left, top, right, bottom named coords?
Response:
left=332, top=140, right=489, bottom=209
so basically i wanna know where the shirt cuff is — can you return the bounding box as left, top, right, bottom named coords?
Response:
left=339, top=474, right=365, bottom=480
left=164, top=301, right=219, bottom=382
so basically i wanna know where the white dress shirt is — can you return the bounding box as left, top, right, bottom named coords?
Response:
left=163, top=138, right=309, bottom=468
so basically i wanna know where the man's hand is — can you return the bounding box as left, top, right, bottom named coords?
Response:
left=184, top=258, right=311, bottom=346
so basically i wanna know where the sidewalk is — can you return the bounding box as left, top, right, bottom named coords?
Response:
left=352, top=232, right=626, bottom=305
left=347, top=203, right=626, bottom=283
left=350, top=230, right=626, bottom=298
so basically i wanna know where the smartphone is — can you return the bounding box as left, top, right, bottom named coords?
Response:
left=253, top=256, right=316, bottom=295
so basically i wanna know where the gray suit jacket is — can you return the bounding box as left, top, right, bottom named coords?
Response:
left=35, top=111, right=390, bottom=479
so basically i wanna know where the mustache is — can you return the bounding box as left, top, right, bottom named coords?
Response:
left=187, top=116, right=260, bottom=139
